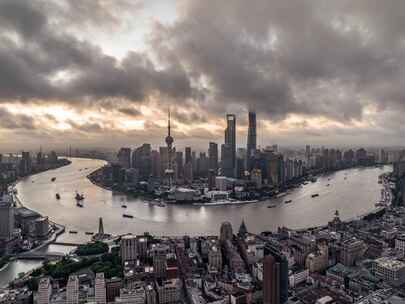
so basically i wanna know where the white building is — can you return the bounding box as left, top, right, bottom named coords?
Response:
left=120, top=235, right=138, bottom=263
left=174, top=188, right=198, bottom=202
left=94, top=273, right=106, bottom=304
left=289, top=269, right=310, bottom=288
left=208, top=246, right=222, bottom=273
left=66, top=275, right=79, bottom=304
left=316, top=296, right=334, bottom=304
left=206, top=191, right=229, bottom=201
left=373, top=257, right=405, bottom=282
left=37, top=277, right=52, bottom=304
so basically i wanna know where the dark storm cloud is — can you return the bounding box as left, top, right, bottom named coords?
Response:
left=118, top=107, right=142, bottom=117
left=0, top=0, right=193, bottom=104
left=0, top=108, right=35, bottom=130
left=152, top=0, right=405, bottom=121
left=2, top=0, right=405, bottom=142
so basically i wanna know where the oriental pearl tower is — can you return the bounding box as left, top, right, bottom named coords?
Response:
left=165, top=109, right=175, bottom=188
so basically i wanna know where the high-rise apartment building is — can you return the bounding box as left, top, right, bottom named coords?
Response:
left=37, top=277, right=51, bottom=304
left=120, top=235, right=138, bottom=263
left=132, top=144, right=152, bottom=180
left=263, top=244, right=288, bottom=304
left=117, top=148, right=131, bottom=169
left=153, top=251, right=167, bottom=279
left=151, top=150, right=161, bottom=178
left=263, top=254, right=279, bottom=304
left=220, top=144, right=234, bottom=178
left=208, top=245, right=222, bottom=273
left=247, top=111, right=257, bottom=171
left=224, top=114, right=236, bottom=176
left=66, top=275, right=79, bottom=304
left=175, top=151, right=183, bottom=180
left=197, top=152, right=209, bottom=177
left=185, top=147, right=192, bottom=165
left=137, top=237, right=148, bottom=260
left=208, top=142, right=218, bottom=172
left=0, top=194, right=14, bottom=241
left=95, top=273, right=107, bottom=304
left=145, top=285, right=157, bottom=304
left=220, top=222, right=233, bottom=243
left=106, top=278, right=123, bottom=303
left=19, top=151, right=32, bottom=176
left=184, top=162, right=193, bottom=184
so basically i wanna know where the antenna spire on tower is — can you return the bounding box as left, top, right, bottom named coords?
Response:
left=168, top=107, right=171, bottom=137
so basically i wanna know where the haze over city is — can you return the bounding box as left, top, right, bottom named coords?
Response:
left=1, top=0, right=405, bottom=151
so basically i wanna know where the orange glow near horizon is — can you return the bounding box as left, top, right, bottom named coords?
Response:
left=0, top=102, right=375, bottom=138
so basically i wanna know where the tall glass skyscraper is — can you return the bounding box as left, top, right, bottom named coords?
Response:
left=264, top=243, right=289, bottom=304
left=247, top=111, right=257, bottom=171
left=224, top=114, right=236, bottom=177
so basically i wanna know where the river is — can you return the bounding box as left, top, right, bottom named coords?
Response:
left=0, top=158, right=390, bottom=286
left=15, top=158, right=390, bottom=241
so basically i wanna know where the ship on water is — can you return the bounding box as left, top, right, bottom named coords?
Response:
left=75, top=192, right=84, bottom=201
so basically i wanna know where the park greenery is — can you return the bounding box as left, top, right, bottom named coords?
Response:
left=76, top=241, right=109, bottom=256
left=42, top=257, right=99, bottom=279
left=26, top=244, right=122, bottom=290
left=90, top=249, right=122, bottom=279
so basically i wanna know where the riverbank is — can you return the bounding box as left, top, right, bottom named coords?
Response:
left=87, top=168, right=112, bottom=191
left=10, top=160, right=73, bottom=256
left=87, top=161, right=388, bottom=207
left=13, top=194, right=67, bottom=256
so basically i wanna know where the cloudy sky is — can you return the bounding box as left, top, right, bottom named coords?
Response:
left=1, top=0, right=405, bottom=152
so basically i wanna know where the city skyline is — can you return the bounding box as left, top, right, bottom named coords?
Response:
left=2, top=1, right=405, bottom=150
left=2, top=2, right=405, bottom=298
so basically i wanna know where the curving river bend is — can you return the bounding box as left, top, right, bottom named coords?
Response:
left=15, top=158, right=390, bottom=242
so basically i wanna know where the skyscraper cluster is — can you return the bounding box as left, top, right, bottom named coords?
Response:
left=108, top=109, right=392, bottom=198
left=109, top=110, right=305, bottom=193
